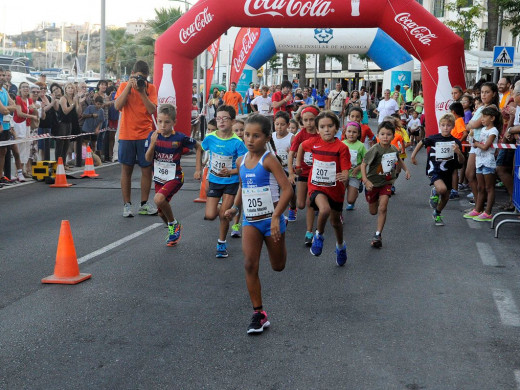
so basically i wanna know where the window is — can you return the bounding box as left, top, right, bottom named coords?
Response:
left=416, top=0, right=423, bottom=5
left=432, top=0, right=445, bottom=17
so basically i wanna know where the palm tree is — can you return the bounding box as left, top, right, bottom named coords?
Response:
left=105, top=28, right=136, bottom=78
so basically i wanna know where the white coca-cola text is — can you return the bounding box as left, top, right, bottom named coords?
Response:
left=179, top=7, right=214, bottom=44
left=159, top=96, right=176, bottom=105
left=244, top=0, right=333, bottom=17
left=394, top=13, right=438, bottom=46
left=233, top=29, right=259, bottom=73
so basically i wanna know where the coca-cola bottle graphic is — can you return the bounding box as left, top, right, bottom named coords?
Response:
left=351, top=0, right=360, bottom=16
left=435, top=66, right=453, bottom=131
left=158, top=63, right=176, bottom=107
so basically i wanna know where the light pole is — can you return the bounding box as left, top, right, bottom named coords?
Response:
left=100, top=0, right=106, bottom=79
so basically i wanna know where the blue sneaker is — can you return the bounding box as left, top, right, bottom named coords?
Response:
left=310, top=231, right=324, bottom=256
left=216, top=242, right=228, bottom=258
left=304, top=231, right=313, bottom=246
left=336, top=243, right=347, bottom=266
left=345, top=203, right=355, bottom=211
left=166, top=222, right=182, bottom=246
left=391, top=185, right=396, bottom=195
left=449, top=189, right=459, bottom=200
left=288, top=208, right=297, bottom=222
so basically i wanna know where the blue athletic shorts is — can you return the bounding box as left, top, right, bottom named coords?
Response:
left=118, top=139, right=151, bottom=167
left=243, top=214, right=286, bottom=237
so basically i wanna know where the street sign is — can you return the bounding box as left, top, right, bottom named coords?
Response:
left=493, top=46, right=515, bottom=67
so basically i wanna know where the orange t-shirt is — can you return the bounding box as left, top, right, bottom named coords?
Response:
left=223, top=91, right=243, bottom=114
left=376, top=132, right=405, bottom=154
left=451, top=117, right=466, bottom=140
left=115, top=82, right=158, bottom=140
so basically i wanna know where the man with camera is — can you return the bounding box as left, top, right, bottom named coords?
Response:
left=114, top=60, right=158, bottom=218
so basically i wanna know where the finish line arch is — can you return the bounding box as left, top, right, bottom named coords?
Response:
left=154, top=0, right=466, bottom=136
left=246, top=27, right=414, bottom=89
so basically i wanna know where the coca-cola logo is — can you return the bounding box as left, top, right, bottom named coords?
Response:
left=394, top=13, right=438, bottom=46
left=179, top=7, right=214, bottom=44
left=244, top=0, right=334, bottom=17
left=159, top=96, right=176, bottom=105
left=435, top=99, right=453, bottom=111
left=233, top=29, right=260, bottom=73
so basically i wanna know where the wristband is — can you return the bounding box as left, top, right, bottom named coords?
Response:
left=231, top=205, right=240, bottom=212
left=295, top=165, right=301, bottom=170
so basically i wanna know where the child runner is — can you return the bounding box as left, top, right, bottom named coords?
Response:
left=346, top=107, right=375, bottom=147
left=288, top=105, right=320, bottom=246
left=361, top=120, right=411, bottom=248
left=273, top=111, right=297, bottom=221
left=144, top=104, right=202, bottom=246
left=230, top=119, right=246, bottom=238
left=407, top=110, right=421, bottom=149
left=225, top=114, right=293, bottom=334
left=201, top=105, right=248, bottom=257
left=343, top=121, right=367, bottom=210
left=449, top=101, right=467, bottom=199
left=296, top=110, right=351, bottom=265
left=410, top=113, right=464, bottom=226
left=288, top=119, right=299, bottom=134
left=464, top=105, right=502, bottom=221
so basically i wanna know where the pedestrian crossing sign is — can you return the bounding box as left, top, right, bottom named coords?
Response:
left=493, top=46, right=515, bottom=67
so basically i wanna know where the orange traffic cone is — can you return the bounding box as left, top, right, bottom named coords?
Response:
left=81, top=146, right=99, bottom=178
left=41, top=220, right=91, bottom=284
left=50, top=157, right=72, bottom=187
left=194, top=166, right=208, bottom=203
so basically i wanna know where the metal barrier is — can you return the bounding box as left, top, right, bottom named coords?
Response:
left=491, top=147, right=520, bottom=237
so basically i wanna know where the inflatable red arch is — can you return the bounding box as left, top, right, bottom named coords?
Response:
left=154, top=0, right=466, bottom=136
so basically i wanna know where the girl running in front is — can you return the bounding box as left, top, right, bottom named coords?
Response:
left=465, top=105, right=502, bottom=221
left=225, top=114, right=293, bottom=334
left=273, top=111, right=297, bottom=221
left=288, top=105, right=320, bottom=246
left=201, top=105, right=248, bottom=258
left=361, top=120, right=411, bottom=248
left=342, top=121, right=367, bottom=211
left=231, top=119, right=246, bottom=238
left=296, top=111, right=351, bottom=265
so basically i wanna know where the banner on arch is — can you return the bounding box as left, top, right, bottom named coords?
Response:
left=229, top=28, right=261, bottom=88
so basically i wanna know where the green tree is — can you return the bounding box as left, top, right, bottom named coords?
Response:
left=105, top=28, right=136, bottom=78
left=445, top=0, right=486, bottom=49
left=500, top=0, right=520, bottom=37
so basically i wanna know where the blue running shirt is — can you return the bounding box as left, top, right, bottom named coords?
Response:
left=201, top=131, right=247, bottom=184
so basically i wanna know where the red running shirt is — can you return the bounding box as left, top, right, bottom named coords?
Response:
left=290, top=128, right=319, bottom=177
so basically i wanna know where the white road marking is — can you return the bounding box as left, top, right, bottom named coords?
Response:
left=492, top=289, right=520, bottom=327
left=77, top=223, right=163, bottom=264
left=514, top=370, right=520, bottom=390
left=476, top=242, right=499, bottom=266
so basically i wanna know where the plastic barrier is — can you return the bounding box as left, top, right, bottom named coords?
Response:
left=491, top=147, right=520, bottom=237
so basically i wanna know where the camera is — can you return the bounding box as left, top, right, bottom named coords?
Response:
left=136, top=75, right=147, bottom=88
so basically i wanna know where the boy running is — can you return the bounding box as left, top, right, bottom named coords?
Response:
left=202, top=105, right=248, bottom=258
left=410, top=113, right=464, bottom=226
left=361, top=120, right=411, bottom=248
left=145, top=104, right=202, bottom=246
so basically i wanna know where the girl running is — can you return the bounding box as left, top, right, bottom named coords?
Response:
left=288, top=105, right=320, bottom=246
left=273, top=111, right=297, bottom=221
left=342, top=121, right=367, bottom=210
left=465, top=105, right=502, bottom=221
left=225, top=114, right=293, bottom=334
left=296, top=111, right=351, bottom=265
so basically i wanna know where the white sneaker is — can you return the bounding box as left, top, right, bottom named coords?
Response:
left=123, top=203, right=134, bottom=218
left=17, top=171, right=26, bottom=182
left=138, top=202, right=158, bottom=215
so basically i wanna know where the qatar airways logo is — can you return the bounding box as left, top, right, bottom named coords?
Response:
left=179, top=7, right=214, bottom=44
left=394, top=13, right=438, bottom=46
left=244, top=0, right=334, bottom=17
left=233, top=29, right=260, bottom=72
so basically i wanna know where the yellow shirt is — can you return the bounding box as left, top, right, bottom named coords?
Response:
left=397, top=127, right=410, bottom=159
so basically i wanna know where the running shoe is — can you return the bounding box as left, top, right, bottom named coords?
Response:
left=310, top=231, right=324, bottom=256
left=391, top=185, right=396, bottom=195
left=458, top=183, right=469, bottom=191
left=304, top=231, right=313, bottom=247
left=231, top=223, right=241, bottom=238
left=123, top=202, right=134, bottom=218
left=216, top=242, right=228, bottom=258
left=288, top=208, right=297, bottom=222
left=496, top=181, right=504, bottom=188
left=166, top=222, right=182, bottom=246
left=449, top=190, right=460, bottom=200
left=345, top=203, right=355, bottom=211
left=468, top=198, right=475, bottom=205
left=371, top=233, right=382, bottom=248
left=467, top=192, right=474, bottom=199
left=247, top=311, right=270, bottom=334
left=473, top=212, right=493, bottom=222
left=463, top=209, right=480, bottom=219
left=17, top=171, right=26, bottom=182
left=138, top=202, right=158, bottom=215
left=429, top=188, right=439, bottom=209
left=433, top=211, right=445, bottom=226
left=336, top=243, right=347, bottom=266
left=0, top=176, right=14, bottom=184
